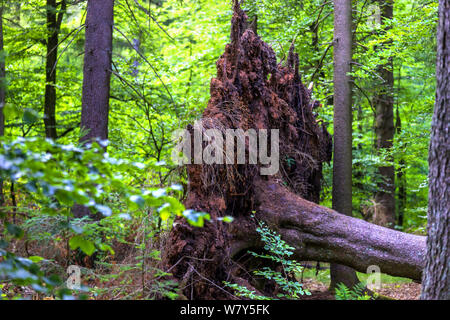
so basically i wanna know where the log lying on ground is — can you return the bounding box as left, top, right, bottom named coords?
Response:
left=164, top=2, right=425, bottom=299
left=253, top=179, right=426, bottom=281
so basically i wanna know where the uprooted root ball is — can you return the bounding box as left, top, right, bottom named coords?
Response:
left=164, top=3, right=331, bottom=300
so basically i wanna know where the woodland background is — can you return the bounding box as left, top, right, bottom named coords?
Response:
left=0, top=0, right=442, bottom=300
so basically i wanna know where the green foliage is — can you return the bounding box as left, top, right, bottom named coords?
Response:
left=0, top=249, right=76, bottom=300
left=335, top=283, right=373, bottom=301
left=0, top=133, right=230, bottom=298
left=0, top=137, right=185, bottom=224
left=225, top=217, right=310, bottom=300
left=88, top=213, right=179, bottom=300
left=223, top=282, right=272, bottom=300
left=0, top=136, right=190, bottom=298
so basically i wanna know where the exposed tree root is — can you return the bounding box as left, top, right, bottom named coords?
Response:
left=163, top=2, right=425, bottom=300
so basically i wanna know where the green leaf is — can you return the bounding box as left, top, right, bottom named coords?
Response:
left=6, top=223, right=24, bottom=239
left=95, top=204, right=112, bottom=217
left=182, top=210, right=210, bottom=227
left=69, top=224, right=84, bottom=234
left=97, top=243, right=115, bottom=255
left=158, top=203, right=171, bottom=221
left=22, top=108, right=40, bottom=124
left=129, top=195, right=145, bottom=209
left=3, top=103, right=21, bottom=120
left=218, top=216, right=234, bottom=223
left=69, top=235, right=96, bottom=256
left=28, top=256, right=45, bottom=263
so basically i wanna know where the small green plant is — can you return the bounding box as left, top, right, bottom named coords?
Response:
left=335, top=282, right=372, bottom=300
left=223, top=282, right=271, bottom=300
left=224, top=216, right=310, bottom=299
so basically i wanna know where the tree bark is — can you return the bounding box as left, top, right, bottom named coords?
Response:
left=79, top=0, right=114, bottom=144
left=254, top=178, right=425, bottom=281
left=395, top=106, right=406, bottom=228
left=420, top=0, right=450, bottom=300
left=0, top=0, right=5, bottom=207
left=330, top=0, right=360, bottom=290
left=44, top=0, right=66, bottom=139
left=373, top=0, right=396, bottom=228
left=74, top=0, right=114, bottom=218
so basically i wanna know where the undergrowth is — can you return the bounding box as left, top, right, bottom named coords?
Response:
left=224, top=216, right=311, bottom=300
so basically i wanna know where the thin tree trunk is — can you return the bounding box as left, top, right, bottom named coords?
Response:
left=420, top=0, right=449, bottom=300
left=355, top=103, right=367, bottom=220
left=132, top=36, right=141, bottom=78
left=330, top=0, right=359, bottom=290
left=0, top=0, right=5, bottom=208
left=44, top=0, right=66, bottom=139
left=373, top=0, right=396, bottom=228
left=395, top=106, right=406, bottom=228
left=74, top=0, right=114, bottom=218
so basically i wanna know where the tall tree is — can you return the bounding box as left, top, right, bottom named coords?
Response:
left=373, top=0, right=395, bottom=228
left=0, top=0, right=5, bottom=208
left=74, top=0, right=115, bottom=218
left=421, top=0, right=449, bottom=300
left=44, top=0, right=66, bottom=139
left=329, top=0, right=360, bottom=290
left=79, top=0, right=114, bottom=144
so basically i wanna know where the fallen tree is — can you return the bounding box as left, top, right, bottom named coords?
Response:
left=164, top=3, right=425, bottom=299
left=252, top=178, right=425, bottom=281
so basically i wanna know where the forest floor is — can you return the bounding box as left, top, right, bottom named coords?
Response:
left=3, top=230, right=421, bottom=300
left=299, top=264, right=421, bottom=300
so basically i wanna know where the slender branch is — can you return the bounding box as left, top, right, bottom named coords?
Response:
left=310, top=42, right=333, bottom=83
left=113, top=26, right=178, bottom=116
left=133, top=0, right=174, bottom=41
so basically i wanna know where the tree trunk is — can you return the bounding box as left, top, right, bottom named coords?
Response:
left=330, top=0, right=360, bottom=290
left=79, top=0, right=114, bottom=144
left=420, top=0, right=449, bottom=300
left=164, top=3, right=425, bottom=300
left=254, top=178, right=425, bottom=281
left=373, top=0, right=396, bottom=228
left=395, top=106, right=406, bottom=228
left=74, top=0, right=114, bottom=218
left=0, top=0, right=5, bottom=207
left=44, top=0, right=66, bottom=139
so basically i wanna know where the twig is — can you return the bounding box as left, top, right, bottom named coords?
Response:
left=113, top=26, right=178, bottom=116
left=133, top=0, right=174, bottom=41
left=186, top=262, right=237, bottom=299
left=310, top=42, right=333, bottom=84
